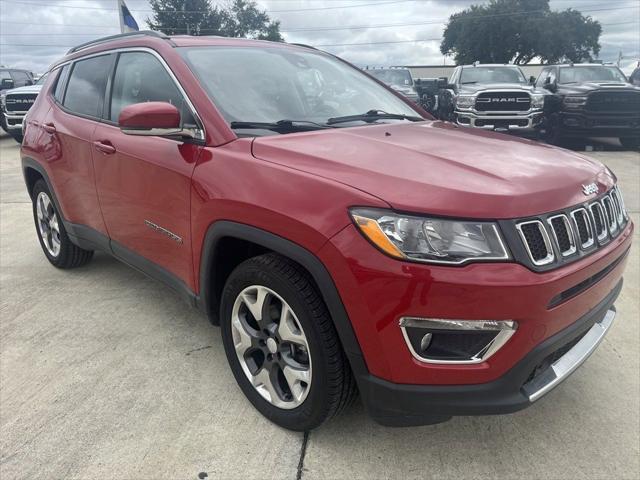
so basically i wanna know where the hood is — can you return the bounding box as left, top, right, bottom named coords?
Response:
left=557, top=82, right=640, bottom=94
left=3, top=84, right=43, bottom=96
left=458, top=83, right=539, bottom=94
left=389, top=84, right=418, bottom=97
left=251, top=121, right=614, bottom=219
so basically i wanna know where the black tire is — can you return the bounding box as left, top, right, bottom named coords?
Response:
left=220, top=253, right=357, bottom=431
left=32, top=179, right=94, bottom=269
left=0, top=113, right=7, bottom=133
left=9, top=132, right=23, bottom=144
left=619, top=137, right=640, bottom=150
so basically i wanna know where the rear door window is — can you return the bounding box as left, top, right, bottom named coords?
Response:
left=109, top=51, right=195, bottom=126
left=63, top=55, right=112, bottom=118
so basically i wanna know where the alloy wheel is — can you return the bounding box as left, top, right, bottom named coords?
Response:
left=36, top=192, right=61, bottom=257
left=231, top=285, right=312, bottom=409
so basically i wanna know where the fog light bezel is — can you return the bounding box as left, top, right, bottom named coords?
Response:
left=399, top=317, right=517, bottom=365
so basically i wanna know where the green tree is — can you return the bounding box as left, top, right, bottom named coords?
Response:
left=147, top=0, right=283, bottom=41
left=440, top=0, right=601, bottom=65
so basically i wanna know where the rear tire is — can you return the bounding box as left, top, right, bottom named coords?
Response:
left=31, top=179, right=94, bottom=269
left=220, top=253, right=357, bottom=431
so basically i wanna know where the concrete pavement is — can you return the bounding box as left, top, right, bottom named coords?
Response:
left=1, top=133, right=638, bottom=479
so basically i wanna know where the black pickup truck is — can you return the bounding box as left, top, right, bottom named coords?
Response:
left=535, top=64, right=640, bottom=148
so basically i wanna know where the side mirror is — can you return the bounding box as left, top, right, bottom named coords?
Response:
left=437, top=77, right=453, bottom=88
left=529, top=76, right=536, bottom=85
left=1, top=78, right=15, bottom=90
left=119, top=101, right=193, bottom=138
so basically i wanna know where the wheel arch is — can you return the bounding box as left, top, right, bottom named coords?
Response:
left=198, top=221, right=368, bottom=377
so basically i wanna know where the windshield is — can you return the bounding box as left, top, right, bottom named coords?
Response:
left=35, top=73, right=48, bottom=85
left=179, top=46, right=419, bottom=128
left=559, top=66, right=627, bottom=84
left=460, top=66, right=527, bottom=84
left=367, top=69, right=413, bottom=86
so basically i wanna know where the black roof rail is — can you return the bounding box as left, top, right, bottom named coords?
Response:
left=289, top=43, right=318, bottom=50
left=67, top=30, right=169, bottom=55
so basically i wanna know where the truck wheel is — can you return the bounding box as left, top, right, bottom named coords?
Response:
left=220, top=253, right=357, bottom=431
left=31, top=179, right=94, bottom=268
left=0, top=114, right=7, bottom=133
left=619, top=137, right=640, bottom=150
left=9, top=132, right=23, bottom=144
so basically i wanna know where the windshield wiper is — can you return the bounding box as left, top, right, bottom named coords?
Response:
left=229, top=120, right=333, bottom=133
left=326, top=109, right=424, bottom=126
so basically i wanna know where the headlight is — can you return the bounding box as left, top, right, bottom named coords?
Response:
left=350, top=208, right=510, bottom=265
left=531, top=93, right=545, bottom=109
left=455, top=95, right=475, bottom=109
left=563, top=96, right=587, bottom=108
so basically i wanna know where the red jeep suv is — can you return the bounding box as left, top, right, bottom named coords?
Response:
left=21, top=32, right=633, bottom=431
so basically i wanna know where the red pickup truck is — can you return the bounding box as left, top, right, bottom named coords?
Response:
left=21, top=32, right=632, bottom=431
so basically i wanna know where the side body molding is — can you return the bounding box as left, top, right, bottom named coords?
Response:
left=198, top=221, right=369, bottom=376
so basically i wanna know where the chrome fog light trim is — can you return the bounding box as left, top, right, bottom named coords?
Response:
left=399, top=317, right=517, bottom=365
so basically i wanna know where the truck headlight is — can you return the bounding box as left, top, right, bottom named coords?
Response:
left=350, top=208, right=510, bottom=265
left=455, top=95, right=475, bottom=109
left=563, top=96, right=587, bottom=108
left=531, top=93, right=545, bottom=109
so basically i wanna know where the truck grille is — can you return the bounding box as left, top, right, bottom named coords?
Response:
left=475, top=92, right=531, bottom=112
left=586, top=91, right=640, bottom=113
left=513, top=187, right=628, bottom=269
left=4, top=93, right=37, bottom=112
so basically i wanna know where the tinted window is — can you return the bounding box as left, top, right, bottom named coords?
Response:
left=536, top=68, right=550, bottom=88
left=64, top=55, right=112, bottom=117
left=460, top=67, right=527, bottom=84
left=0, top=70, right=10, bottom=81
left=558, top=66, right=627, bottom=84
left=11, top=71, right=31, bottom=86
left=53, top=65, right=70, bottom=103
left=110, top=52, right=195, bottom=125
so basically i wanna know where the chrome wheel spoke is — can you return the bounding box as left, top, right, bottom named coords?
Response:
left=278, top=305, right=308, bottom=348
left=282, top=365, right=310, bottom=403
left=252, top=367, right=280, bottom=405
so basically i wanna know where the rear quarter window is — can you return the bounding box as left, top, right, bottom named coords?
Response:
left=53, top=65, right=70, bottom=103
left=63, top=55, right=112, bottom=118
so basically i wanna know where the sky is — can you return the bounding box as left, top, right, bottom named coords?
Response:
left=0, top=0, right=638, bottom=74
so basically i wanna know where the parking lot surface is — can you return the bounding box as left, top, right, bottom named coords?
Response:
left=1, top=133, right=638, bottom=479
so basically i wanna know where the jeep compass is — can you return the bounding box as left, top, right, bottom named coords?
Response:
left=21, top=32, right=633, bottom=431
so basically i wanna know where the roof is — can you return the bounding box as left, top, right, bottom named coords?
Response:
left=52, top=31, right=316, bottom=70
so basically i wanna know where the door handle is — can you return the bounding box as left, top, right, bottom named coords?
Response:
left=42, top=122, right=56, bottom=134
left=93, top=140, right=116, bottom=155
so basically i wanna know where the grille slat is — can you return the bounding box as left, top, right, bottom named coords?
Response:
left=571, top=208, right=595, bottom=249
left=516, top=221, right=554, bottom=265
left=602, top=196, right=618, bottom=235
left=589, top=202, right=608, bottom=242
left=548, top=214, right=576, bottom=256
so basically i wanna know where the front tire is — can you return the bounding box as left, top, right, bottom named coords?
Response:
left=31, top=179, right=94, bottom=268
left=9, top=132, right=23, bottom=143
left=220, top=253, right=357, bottom=431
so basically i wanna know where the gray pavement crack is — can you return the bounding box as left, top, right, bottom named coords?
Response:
left=296, top=431, right=309, bottom=480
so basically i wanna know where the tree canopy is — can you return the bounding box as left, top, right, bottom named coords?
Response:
left=440, top=0, right=601, bottom=65
left=147, top=0, right=283, bottom=41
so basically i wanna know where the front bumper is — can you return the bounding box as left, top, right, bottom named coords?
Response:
left=555, top=111, right=640, bottom=137
left=455, top=109, right=543, bottom=132
left=2, top=111, right=26, bottom=132
left=357, top=282, right=620, bottom=426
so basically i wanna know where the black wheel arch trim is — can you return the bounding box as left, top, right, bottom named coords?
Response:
left=198, top=220, right=369, bottom=377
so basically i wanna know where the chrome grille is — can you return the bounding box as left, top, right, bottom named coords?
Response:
left=589, top=202, right=608, bottom=242
left=516, top=220, right=554, bottom=266
left=513, top=187, right=629, bottom=269
left=547, top=214, right=576, bottom=257
left=571, top=208, right=595, bottom=249
left=601, top=195, right=618, bottom=235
